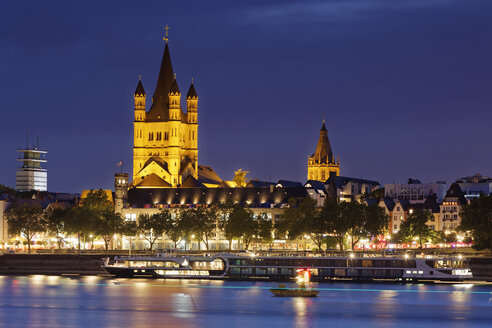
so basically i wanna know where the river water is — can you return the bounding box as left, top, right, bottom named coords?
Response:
left=0, top=276, right=491, bottom=327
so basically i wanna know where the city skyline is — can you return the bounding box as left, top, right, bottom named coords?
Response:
left=1, top=0, right=491, bottom=193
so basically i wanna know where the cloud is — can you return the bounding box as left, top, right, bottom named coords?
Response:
left=240, top=0, right=454, bottom=25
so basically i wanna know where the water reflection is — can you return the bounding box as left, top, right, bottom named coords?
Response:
left=172, top=293, right=196, bottom=318
left=292, top=297, right=313, bottom=328
left=0, top=277, right=491, bottom=328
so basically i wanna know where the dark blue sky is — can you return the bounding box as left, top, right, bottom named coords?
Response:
left=1, top=0, right=491, bottom=193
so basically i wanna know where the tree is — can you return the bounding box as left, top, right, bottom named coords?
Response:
left=121, top=220, right=138, bottom=255
left=192, top=207, right=219, bottom=250
left=167, top=215, right=185, bottom=249
left=46, top=208, right=68, bottom=249
left=0, top=184, right=16, bottom=197
left=233, top=169, right=249, bottom=187
left=364, top=204, right=390, bottom=239
left=7, top=204, right=47, bottom=253
left=68, top=189, right=115, bottom=250
left=138, top=210, right=173, bottom=251
left=341, top=200, right=366, bottom=249
left=240, top=211, right=257, bottom=250
left=279, top=197, right=317, bottom=241
left=323, top=199, right=343, bottom=251
left=65, top=206, right=97, bottom=251
left=255, top=213, right=273, bottom=246
left=223, top=205, right=254, bottom=250
left=177, top=209, right=197, bottom=249
left=460, top=194, right=492, bottom=250
left=396, top=208, right=434, bottom=248
left=279, top=197, right=331, bottom=251
left=94, top=212, right=123, bottom=250
left=80, top=189, right=113, bottom=213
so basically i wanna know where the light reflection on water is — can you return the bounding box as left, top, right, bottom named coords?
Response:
left=0, top=276, right=491, bottom=328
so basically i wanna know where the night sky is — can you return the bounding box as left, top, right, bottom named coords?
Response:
left=1, top=0, right=491, bottom=193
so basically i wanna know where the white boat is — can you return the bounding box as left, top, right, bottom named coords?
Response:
left=103, top=253, right=473, bottom=281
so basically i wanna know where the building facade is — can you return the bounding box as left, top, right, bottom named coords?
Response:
left=132, top=40, right=198, bottom=188
left=455, top=173, right=492, bottom=201
left=0, top=198, right=9, bottom=246
left=384, top=179, right=447, bottom=204
left=16, top=143, right=47, bottom=192
left=326, top=176, right=380, bottom=202
left=308, top=121, right=340, bottom=182
left=440, top=183, right=467, bottom=232
left=119, top=184, right=307, bottom=250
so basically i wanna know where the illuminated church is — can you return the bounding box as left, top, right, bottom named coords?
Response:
left=132, top=37, right=200, bottom=188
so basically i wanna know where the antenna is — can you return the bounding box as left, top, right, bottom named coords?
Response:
left=26, top=127, right=29, bottom=149
left=37, top=136, right=39, bottom=150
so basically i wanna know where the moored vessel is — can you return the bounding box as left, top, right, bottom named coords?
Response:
left=103, top=252, right=473, bottom=282
left=270, top=269, right=319, bottom=297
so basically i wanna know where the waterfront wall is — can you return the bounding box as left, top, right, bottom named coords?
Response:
left=0, top=254, right=106, bottom=275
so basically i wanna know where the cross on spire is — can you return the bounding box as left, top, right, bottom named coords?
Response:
left=163, top=25, right=170, bottom=43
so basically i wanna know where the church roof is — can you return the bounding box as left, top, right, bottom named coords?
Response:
left=134, top=79, right=145, bottom=97
left=135, top=173, right=172, bottom=188
left=186, top=82, right=197, bottom=99
left=247, top=180, right=275, bottom=188
left=138, top=156, right=170, bottom=175
left=169, top=78, right=180, bottom=95
left=147, top=43, right=174, bottom=121
left=197, top=165, right=223, bottom=185
left=276, top=180, right=303, bottom=188
left=311, top=121, right=334, bottom=164
left=182, top=175, right=206, bottom=188
left=304, top=180, right=326, bottom=191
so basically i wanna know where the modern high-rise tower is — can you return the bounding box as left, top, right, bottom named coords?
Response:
left=16, top=136, right=47, bottom=192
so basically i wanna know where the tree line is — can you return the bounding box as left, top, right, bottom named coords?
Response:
left=7, top=190, right=492, bottom=253
left=278, top=197, right=389, bottom=251
left=6, top=190, right=275, bottom=252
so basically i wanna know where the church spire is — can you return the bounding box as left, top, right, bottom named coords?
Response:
left=314, top=120, right=334, bottom=164
left=307, top=120, right=340, bottom=182
left=186, top=78, right=198, bottom=99
left=134, top=75, right=145, bottom=97
left=146, top=41, right=175, bottom=121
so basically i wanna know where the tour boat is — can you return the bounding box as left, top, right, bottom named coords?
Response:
left=103, top=252, right=473, bottom=282
left=269, top=269, right=319, bottom=297
left=103, top=254, right=228, bottom=279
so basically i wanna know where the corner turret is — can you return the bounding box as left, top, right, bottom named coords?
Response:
left=134, top=76, right=146, bottom=121
left=186, top=79, right=198, bottom=124
left=168, top=75, right=181, bottom=121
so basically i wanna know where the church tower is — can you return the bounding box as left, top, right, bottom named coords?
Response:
left=307, top=121, right=340, bottom=182
left=132, top=32, right=199, bottom=188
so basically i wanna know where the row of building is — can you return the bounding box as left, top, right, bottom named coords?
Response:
left=3, top=35, right=491, bottom=250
